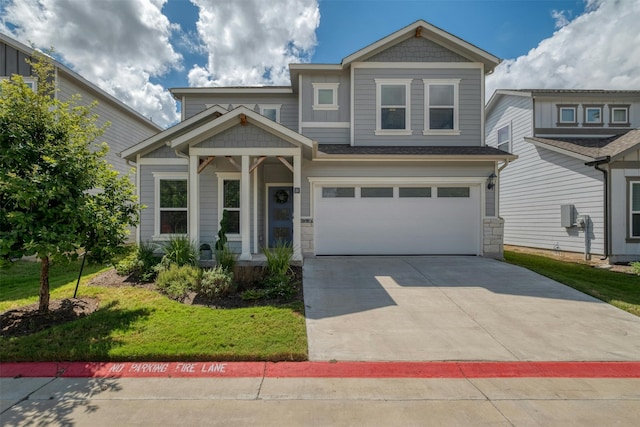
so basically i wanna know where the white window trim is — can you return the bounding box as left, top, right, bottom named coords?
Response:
left=558, top=106, right=578, bottom=125
left=375, top=78, right=413, bottom=136
left=630, top=181, right=640, bottom=239
left=312, top=83, right=339, bottom=110
left=497, top=123, right=511, bottom=152
left=1, top=76, right=37, bottom=91
left=216, top=172, right=242, bottom=241
left=611, top=106, right=629, bottom=125
left=152, top=172, right=188, bottom=240
left=259, top=104, right=281, bottom=122
left=423, top=79, right=460, bottom=135
left=584, top=106, right=603, bottom=125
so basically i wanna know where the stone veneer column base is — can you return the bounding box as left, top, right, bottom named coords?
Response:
left=300, top=219, right=314, bottom=257
left=483, top=217, right=505, bottom=260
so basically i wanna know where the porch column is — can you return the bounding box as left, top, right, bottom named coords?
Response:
left=239, top=155, right=252, bottom=260
left=293, top=153, right=302, bottom=261
left=189, top=154, right=199, bottom=249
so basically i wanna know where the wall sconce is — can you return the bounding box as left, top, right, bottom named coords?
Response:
left=487, top=173, right=497, bottom=190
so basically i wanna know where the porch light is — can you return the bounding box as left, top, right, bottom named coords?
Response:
left=487, top=173, right=497, bottom=190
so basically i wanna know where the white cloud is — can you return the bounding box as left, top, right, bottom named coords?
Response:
left=487, top=0, right=640, bottom=100
left=187, top=0, right=320, bottom=87
left=1, top=0, right=182, bottom=127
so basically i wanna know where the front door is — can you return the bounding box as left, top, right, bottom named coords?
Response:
left=268, top=186, right=293, bottom=247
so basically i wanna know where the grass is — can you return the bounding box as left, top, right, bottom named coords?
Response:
left=0, top=260, right=308, bottom=362
left=504, top=251, right=640, bottom=317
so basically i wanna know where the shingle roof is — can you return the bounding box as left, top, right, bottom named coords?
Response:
left=526, top=129, right=640, bottom=160
left=316, top=144, right=512, bottom=156
left=513, top=89, right=640, bottom=95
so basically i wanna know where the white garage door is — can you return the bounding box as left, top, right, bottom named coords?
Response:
left=314, top=184, right=481, bottom=255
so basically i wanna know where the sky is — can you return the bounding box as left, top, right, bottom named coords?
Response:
left=1, top=0, right=638, bottom=128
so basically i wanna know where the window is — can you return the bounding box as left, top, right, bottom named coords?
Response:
left=375, top=79, right=412, bottom=135
left=312, top=83, right=339, bottom=110
left=557, top=105, right=578, bottom=126
left=610, top=105, right=630, bottom=126
left=423, top=79, right=460, bottom=134
left=584, top=105, right=603, bottom=126
left=322, top=187, right=355, bottom=198
left=0, top=76, right=37, bottom=91
left=217, top=173, right=241, bottom=236
left=437, top=187, right=470, bottom=198
left=497, top=124, right=511, bottom=152
left=154, top=173, right=188, bottom=236
left=259, top=104, right=281, bottom=122
left=361, top=187, right=393, bottom=198
left=399, top=187, right=431, bottom=198
left=630, top=181, right=640, bottom=239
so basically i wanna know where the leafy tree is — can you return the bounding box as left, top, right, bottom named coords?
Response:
left=0, top=52, right=140, bottom=312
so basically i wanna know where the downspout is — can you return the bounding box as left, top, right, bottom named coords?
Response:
left=585, top=156, right=611, bottom=260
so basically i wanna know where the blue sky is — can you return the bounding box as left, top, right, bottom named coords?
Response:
left=1, top=0, right=637, bottom=127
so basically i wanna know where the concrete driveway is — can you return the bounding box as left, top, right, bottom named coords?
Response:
left=303, top=256, right=640, bottom=361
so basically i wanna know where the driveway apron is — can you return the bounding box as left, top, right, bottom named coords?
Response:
left=302, top=256, right=640, bottom=361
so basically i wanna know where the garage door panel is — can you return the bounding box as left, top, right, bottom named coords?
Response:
left=315, top=185, right=480, bottom=255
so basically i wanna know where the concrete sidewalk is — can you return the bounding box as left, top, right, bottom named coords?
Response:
left=2, top=375, right=640, bottom=426
left=303, top=256, right=640, bottom=361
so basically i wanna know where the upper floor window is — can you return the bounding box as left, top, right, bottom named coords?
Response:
left=375, top=78, right=412, bottom=136
left=497, top=124, right=511, bottom=152
left=0, top=76, right=37, bottom=91
left=312, top=83, right=339, bottom=110
left=259, top=104, right=281, bottom=123
left=610, top=105, right=630, bottom=126
left=583, top=105, right=603, bottom=126
left=423, top=79, right=460, bottom=135
left=557, top=105, right=578, bottom=126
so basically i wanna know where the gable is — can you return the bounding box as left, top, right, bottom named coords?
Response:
left=193, top=122, right=297, bottom=150
left=366, top=36, right=469, bottom=63
left=0, top=39, right=32, bottom=76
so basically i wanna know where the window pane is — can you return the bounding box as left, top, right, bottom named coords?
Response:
left=632, top=183, right=640, bottom=211
left=613, top=108, right=628, bottom=123
left=438, top=187, right=470, bottom=198
left=318, top=89, right=334, bottom=105
left=381, top=85, right=405, bottom=105
left=381, top=108, right=406, bottom=129
left=634, top=214, right=640, bottom=237
left=497, top=126, right=510, bottom=144
left=160, top=180, right=187, bottom=208
left=429, top=84, right=454, bottom=105
left=224, top=180, right=240, bottom=208
left=561, top=108, right=575, bottom=122
left=361, top=187, right=393, bottom=198
left=263, top=108, right=277, bottom=121
left=429, top=108, right=454, bottom=130
left=225, top=210, right=240, bottom=234
left=160, top=211, right=187, bottom=234
left=399, top=187, right=431, bottom=198
left=322, top=187, right=355, bottom=198
left=586, top=108, right=601, bottom=123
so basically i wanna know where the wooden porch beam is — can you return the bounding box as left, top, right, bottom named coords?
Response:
left=277, top=156, right=294, bottom=173
left=249, top=156, right=267, bottom=174
left=197, top=156, right=215, bottom=174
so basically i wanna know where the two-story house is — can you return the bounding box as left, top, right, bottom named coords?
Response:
left=122, top=20, right=515, bottom=261
left=486, top=89, right=640, bottom=263
left=0, top=33, right=163, bottom=178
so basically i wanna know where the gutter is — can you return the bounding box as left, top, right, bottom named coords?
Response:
left=584, top=156, right=611, bottom=260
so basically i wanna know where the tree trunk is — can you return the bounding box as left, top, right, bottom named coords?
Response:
left=39, top=256, right=50, bottom=313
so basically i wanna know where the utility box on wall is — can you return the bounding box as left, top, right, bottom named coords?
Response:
left=560, top=204, right=575, bottom=228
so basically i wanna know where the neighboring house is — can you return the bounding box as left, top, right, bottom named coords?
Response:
left=0, top=33, right=163, bottom=178
left=486, top=89, right=640, bottom=263
left=122, top=20, right=515, bottom=261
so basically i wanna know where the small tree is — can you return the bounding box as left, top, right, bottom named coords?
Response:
left=0, top=51, right=140, bottom=312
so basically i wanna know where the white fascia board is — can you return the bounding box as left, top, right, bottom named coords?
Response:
left=289, top=64, right=343, bottom=71
left=525, top=138, right=595, bottom=162
left=352, top=62, right=482, bottom=69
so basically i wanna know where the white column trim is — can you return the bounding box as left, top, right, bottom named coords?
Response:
left=293, top=154, right=302, bottom=261
left=189, top=154, right=199, bottom=249
left=253, top=167, right=258, bottom=253
left=239, top=155, right=252, bottom=260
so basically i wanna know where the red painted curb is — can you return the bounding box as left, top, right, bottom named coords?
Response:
left=2, top=361, right=639, bottom=379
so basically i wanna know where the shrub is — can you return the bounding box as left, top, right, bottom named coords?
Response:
left=197, top=266, right=235, bottom=298
left=240, top=289, right=267, bottom=301
left=263, top=275, right=297, bottom=300
left=115, top=242, right=160, bottom=282
left=632, top=262, right=640, bottom=275
left=216, top=245, right=237, bottom=273
left=159, top=236, right=198, bottom=269
left=264, top=240, right=293, bottom=278
left=155, top=264, right=201, bottom=302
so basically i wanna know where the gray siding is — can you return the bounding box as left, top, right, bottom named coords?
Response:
left=488, top=95, right=605, bottom=255
left=299, top=70, right=350, bottom=124
left=534, top=97, right=640, bottom=130
left=195, top=123, right=295, bottom=149
left=183, top=93, right=298, bottom=131
left=142, top=144, right=179, bottom=159
left=610, top=152, right=640, bottom=261
left=301, top=128, right=350, bottom=144
left=353, top=67, right=482, bottom=146
left=0, top=41, right=32, bottom=76
left=366, top=36, right=469, bottom=63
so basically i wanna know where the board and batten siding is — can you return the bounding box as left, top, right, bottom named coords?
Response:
left=534, top=97, right=640, bottom=130
left=0, top=40, right=32, bottom=76
left=353, top=67, right=482, bottom=146
left=183, top=94, right=298, bottom=131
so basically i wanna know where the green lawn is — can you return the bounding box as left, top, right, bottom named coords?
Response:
left=0, top=260, right=308, bottom=362
left=504, top=251, right=640, bottom=317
